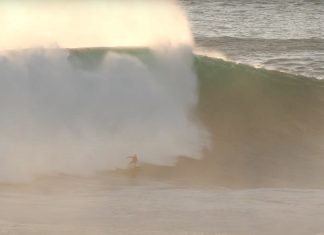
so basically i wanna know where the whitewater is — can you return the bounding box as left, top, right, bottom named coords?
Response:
left=0, top=1, right=209, bottom=181
left=0, top=1, right=324, bottom=235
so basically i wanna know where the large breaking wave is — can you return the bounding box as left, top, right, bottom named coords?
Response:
left=0, top=1, right=209, bottom=182
left=0, top=0, right=324, bottom=187
left=0, top=48, right=210, bottom=182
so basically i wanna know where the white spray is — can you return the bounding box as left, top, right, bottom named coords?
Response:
left=0, top=0, right=209, bottom=182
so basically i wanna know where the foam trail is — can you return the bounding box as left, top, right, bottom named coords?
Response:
left=0, top=1, right=208, bottom=182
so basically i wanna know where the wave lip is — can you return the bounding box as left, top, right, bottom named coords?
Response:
left=194, top=36, right=324, bottom=79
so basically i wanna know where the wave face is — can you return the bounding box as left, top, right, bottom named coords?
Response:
left=193, top=56, right=324, bottom=187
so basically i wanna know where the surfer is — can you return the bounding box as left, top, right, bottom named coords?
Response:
left=128, top=154, right=138, bottom=168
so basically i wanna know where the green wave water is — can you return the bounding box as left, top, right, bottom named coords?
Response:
left=195, top=55, right=324, bottom=187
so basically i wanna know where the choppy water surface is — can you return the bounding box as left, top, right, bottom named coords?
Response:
left=181, top=0, right=324, bottom=78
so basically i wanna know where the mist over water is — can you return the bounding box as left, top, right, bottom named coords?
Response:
left=0, top=0, right=192, bottom=49
left=0, top=1, right=208, bottom=182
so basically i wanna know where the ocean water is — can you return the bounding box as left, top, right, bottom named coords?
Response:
left=0, top=1, right=324, bottom=235
left=181, top=0, right=324, bottom=79
left=1, top=176, right=324, bottom=235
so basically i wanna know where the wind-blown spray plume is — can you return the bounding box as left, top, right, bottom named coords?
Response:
left=0, top=0, right=192, bottom=49
left=0, top=1, right=209, bottom=181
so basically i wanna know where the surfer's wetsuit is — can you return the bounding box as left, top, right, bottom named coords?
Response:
left=128, top=155, right=138, bottom=167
